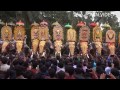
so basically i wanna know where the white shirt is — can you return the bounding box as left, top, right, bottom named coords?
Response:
left=105, top=66, right=111, bottom=74
left=0, top=64, right=10, bottom=72
left=83, top=66, right=87, bottom=72
left=73, top=65, right=77, bottom=69
left=56, top=66, right=65, bottom=73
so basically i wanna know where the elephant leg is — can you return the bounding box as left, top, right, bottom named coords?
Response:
left=72, top=46, right=75, bottom=56
left=16, top=41, right=23, bottom=53
left=40, top=45, right=43, bottom=54
left=95, top=42, right=102, bottom=55
left=39, top=41, right=46, bottom=55
left=2, top=41, right=9, bottom=53
left=109, top=45, right=115, bottom=55
left=69, top=46, right=74, bottom=56
left=82, top=44, right=88, bottom=55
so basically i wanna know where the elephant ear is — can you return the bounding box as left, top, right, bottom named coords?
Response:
left=1, top=25, right=12, bottom=41
left=67, top=28, right=76, bottom=42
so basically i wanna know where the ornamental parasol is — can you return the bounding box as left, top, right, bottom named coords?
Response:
left=16, top=20, right=24, bottom=26
left=77, top=21, right=85, bottom=27
left=90, top=22, right=97, bottom=27
left=102, top=22, right=111, bottom=28
left=64, top=23, right=72, bottom=28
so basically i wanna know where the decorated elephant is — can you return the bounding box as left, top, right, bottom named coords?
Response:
left=106, top=28, right=115, bottom=55
left=79, top=24, right=90, bottom=55
left=67, top=27, right=76, bottom=56
left=31, top=22, right=39, bottom=55
left=39, top=20, right=49, bottom=56
left=52, top=21, right=63, bottom=57
left=14, top=20, right=26, bottom=53
left=1, top=23, right=12, bottom=53
left=93, top=25, right=102, bottom=55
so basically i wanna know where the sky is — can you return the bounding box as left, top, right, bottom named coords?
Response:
left=74, top=11, right=120, bottom=22
left=111, top=11, right=120, bottom=22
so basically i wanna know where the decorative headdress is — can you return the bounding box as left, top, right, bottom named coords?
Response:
left=103, top=22, right=111, bottom=28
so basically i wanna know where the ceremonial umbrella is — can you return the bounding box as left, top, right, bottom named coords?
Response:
left=90, top=22, right=97, bottom=27
left=65, top=23, right=72, bottom=28
left=102, top=22, right=111, bottom=28
left=77, top=21, right=85, bottom=27
left=16, top=20, right=24, bottom=26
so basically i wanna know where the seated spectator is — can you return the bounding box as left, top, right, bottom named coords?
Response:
left=57, top=70, right=65, bottom=79
left=23, top=70, right=34, bottom=79
left=73, top=59, right=78, bottom=69
left=56, top=62, right=65, bottom=73
left=111, top=68, right=119, bottom=79
left=0, top=57, right=10, bottom=72
left=64, top=65, right=75, bottom=79
left=5, top=69, right=16, bottom=79
left=15, top=65, right=26, bottom=79
left=31, top=61, right=38, bottom=74
left=105, top=62, right=112, bottom=75
left=48, top=68, right=56, bottom=79
left=74, top=68, right=84, bottom=79
left=35, top=65, right=49, bottom=79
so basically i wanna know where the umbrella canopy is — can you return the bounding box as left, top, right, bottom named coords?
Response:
left=102, top=23, right=111, bottom=28
left=90, top=22, right=97, bottom=27
left=65, top=23, right=72, bottom=28
left=77, top=21, right=85, bottom=27
left=16, top=20, right=24, bottom=26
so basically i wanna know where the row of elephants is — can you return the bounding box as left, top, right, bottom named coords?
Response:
left=0, top=20, right=118, bottom=57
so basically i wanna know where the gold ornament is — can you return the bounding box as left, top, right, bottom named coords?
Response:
left=1, top=25, right=12, bottom=41
left=67, top=28, right=76, bottom=42
left=14, top=26, right=25, bottom=41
